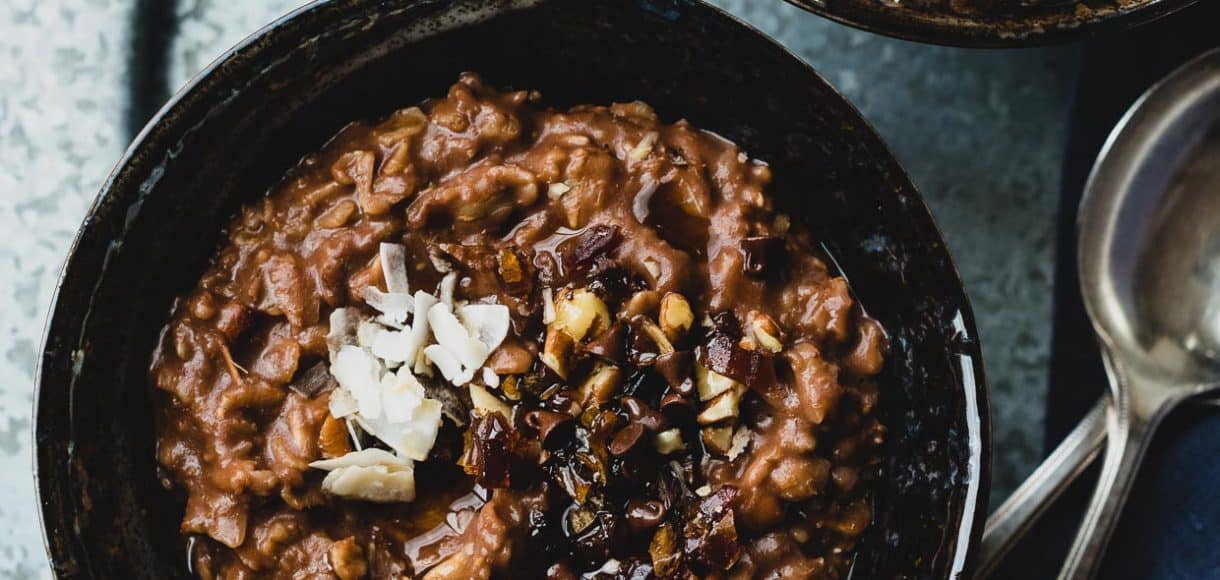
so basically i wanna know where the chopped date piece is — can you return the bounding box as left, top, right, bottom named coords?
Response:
left=560, top=224, right=621, bottom=274
left=696, top=334, right=776, bottom=391
left=461, top=412, right=523, bottom=489
left=150, top=74, right=884, bottom=580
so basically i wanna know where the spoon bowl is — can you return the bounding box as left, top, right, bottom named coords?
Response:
left=1068, top=47, right=1220, bottom=578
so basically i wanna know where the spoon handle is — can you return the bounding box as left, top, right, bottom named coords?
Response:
left=976, top=397, right=1108, bottom=578
left=1057, top=401, right=1156, bottom=580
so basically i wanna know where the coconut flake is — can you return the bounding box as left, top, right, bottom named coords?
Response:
left=331, top=346, right=384, bottom=419
left=380, top=243, right=410, bottom=294
left=482, top=367, right=500, bottom=389
left=409, top=290, right=438, bottom=356
left=424, top=344, right=467, bottom=384
left=320, top=464, right=415, bottom=503
left=363, top=287, right=414, bottom=326
left=428, top=303, right=490, bottom=371
left=371, top=327, right=422, bottom=365
left=398, top=399, right=443, bottom=460
left=310, top=448, right=408, bottom=470
left=381, top=368, right=426, bottom=424
left=459, top=303, right=511, bottom=352
left=328, top=387, right=359, bottom=418
left=310, top=449, right=417, bottom=503
left=356, top=320, right=383, bottom=349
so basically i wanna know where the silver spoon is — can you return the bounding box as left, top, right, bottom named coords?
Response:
left=977, top=48, right=1220, bottom=578
left=1062, top=47, right=1220, bottom=579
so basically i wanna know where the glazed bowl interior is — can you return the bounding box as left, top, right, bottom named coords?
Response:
left=35, top=0, right=988, bottom=577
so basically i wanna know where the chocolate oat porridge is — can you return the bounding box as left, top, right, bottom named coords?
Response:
left=150, top=74, right=888, bottom=579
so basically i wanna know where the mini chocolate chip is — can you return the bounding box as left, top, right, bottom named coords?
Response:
left=609, top=423, right=646, bottom=456
left=622, top=396, right=670, bottom=432
left=659, top=392, right=695, bottom=419
left=625, top=498, right=668, bottom=531
left=653, top=350, right=693, bottom=390
left=525, top=409, right=575, bottom=448
left=583, top=322, right=626, bottom=365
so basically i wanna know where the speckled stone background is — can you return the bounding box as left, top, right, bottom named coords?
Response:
left=1, top=0, right=1079, bottom=575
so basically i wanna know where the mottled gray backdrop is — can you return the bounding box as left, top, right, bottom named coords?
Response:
left=0, top=0, right=1078, bottom=576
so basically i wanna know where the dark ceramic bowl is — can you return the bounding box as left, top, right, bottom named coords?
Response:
left=34, top=0, right=989, bottom=577
left=784, top=0, right=1198, bottom=47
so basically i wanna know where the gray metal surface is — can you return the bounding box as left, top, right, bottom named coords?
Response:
left=0, top=0, right=1077, bottom=575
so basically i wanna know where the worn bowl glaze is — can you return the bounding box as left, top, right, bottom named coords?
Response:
left=34, top=0, right=989, bottom=577
left=784, top=0, right=1198, bottom=47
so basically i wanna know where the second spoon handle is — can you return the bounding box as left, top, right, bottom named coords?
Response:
left=976, top=397, right=1108, bottom=578
left=1058, top=396, right=1159, bottom=580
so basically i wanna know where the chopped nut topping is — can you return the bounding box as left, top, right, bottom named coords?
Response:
left=748, top=310, right=785, bottom=353
left=654, top=428, right=685, bottom=455
left=541, top=329, right=575, bottom=379
left=551, top=287, right=610, bottom=342
left=579, top=363, right=622, bottom=406
left=702, top=424, right=735, bottom=455
left=698, top=385, right=744, bottom=425
left=659, top=292, right=694, bottom=340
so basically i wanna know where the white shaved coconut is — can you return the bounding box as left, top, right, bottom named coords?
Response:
left=356, top=320, right=383, bottom=349
left=469, top=383, right=512, bottom=418
left=356, top=397, right=442, bottom=461
left=424, top=344, right=470, bottom=385
left=320, top=464, right=416, bottom=503
left=413, top=348, right=433, bottom=377
left=409, top=290, right=438, bottom=360
left=398, top=399, right=443, bottom=461
left=459, top=303, right=511, bottom=352
left=311, top=449, right=415, bottom=503
left=482, top=367, right=500, bottom=389
left=328, top=387, right=359, bottom=418
left=327, top=307, right=362, bottom=363
left=381, top=369, right=426, bottom=424
left=380, top=243, right=410, bottom=294
left=428, top=303, right=490, bottom=371
left=371, top=327, right=422, bottom=365
left=310, top=448, right=407, bottom=470
left=363, top=287, right=414, bottom=326
left=331, top=345, right=384, bottom=419
left=439, top=272, right=457, bottom=306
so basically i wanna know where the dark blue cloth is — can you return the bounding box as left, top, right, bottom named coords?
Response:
left=995, top=3, right=1220, bottom=577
